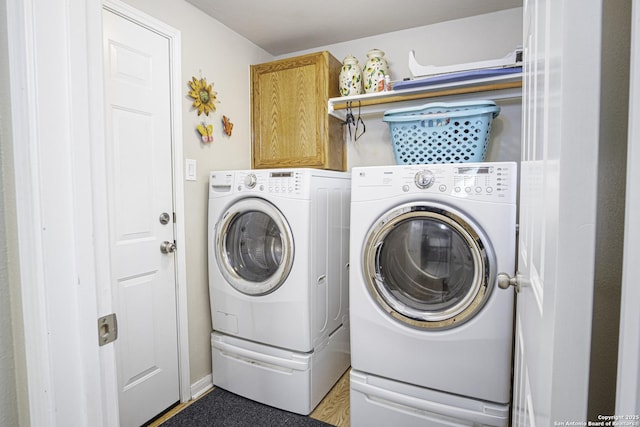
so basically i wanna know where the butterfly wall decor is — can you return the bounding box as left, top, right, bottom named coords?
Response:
left=222, top=115, right=234, bottom=136
left=197, top=122, right=214, bottom=143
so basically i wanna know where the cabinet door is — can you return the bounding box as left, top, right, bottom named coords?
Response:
left=251, top=52, right=343, bottom=170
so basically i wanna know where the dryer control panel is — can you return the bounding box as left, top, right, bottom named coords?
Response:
left=351, top=162, right=517, bottom=204
left=209, top=168, right=350, bottom=200
left=209, top=170, right=303, bottom=196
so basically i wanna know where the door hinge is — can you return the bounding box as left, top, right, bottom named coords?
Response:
left=173, top=212, right=177, bottom=223
left=98, top=313, right=118, bottom=346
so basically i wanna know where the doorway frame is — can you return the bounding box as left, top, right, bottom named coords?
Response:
left=101, top=0, right=191, bottom=408
left=6, top=0, right=189, bottom=421
left=616, top=0, right=640, bottom=414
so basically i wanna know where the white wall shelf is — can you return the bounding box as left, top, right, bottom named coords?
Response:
left=328, top=72, right=522, bottom=119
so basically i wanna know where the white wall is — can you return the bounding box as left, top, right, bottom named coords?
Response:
left=120, top=0, right=271, bottom=387
left=589, top=0, right=631, bottom=417
left=0, top=0, right=27, bottom=424
left=281, top=8, right=523, bottom=82
left=0, top=84, right=20, bottom=426
left=0, top=0, right=17, bottom=422
left=0, top=122, right=20, bottom=427
left=283, top=8, right=523, bottom=169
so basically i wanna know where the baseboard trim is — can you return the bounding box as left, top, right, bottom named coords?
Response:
left=190, top=374, right=214, bottom=400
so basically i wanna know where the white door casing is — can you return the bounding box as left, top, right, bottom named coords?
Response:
left=102, top=2, right=189, bottom=425
left=512, top=0, right=600, bottom=425
left=6, top=0, right=110, bottom=424
left=616, top=0, right=640, bottom=414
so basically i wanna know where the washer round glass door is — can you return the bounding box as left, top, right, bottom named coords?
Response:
left=363, top=203, right=495, bottom=329
left=215, top=198, right=294, bottom=295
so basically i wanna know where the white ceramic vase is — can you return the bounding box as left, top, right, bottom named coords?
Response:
left=363, top=49, right=389, bottom=93
left=339, top=55, right=363, bottom=96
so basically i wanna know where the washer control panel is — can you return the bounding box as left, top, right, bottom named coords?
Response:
left=352, top=162, right=517, bottom=203
left=414, top=165, right=515, bottom=197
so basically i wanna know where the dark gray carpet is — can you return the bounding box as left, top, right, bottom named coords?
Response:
left=159, top=388, right=336, bottom=427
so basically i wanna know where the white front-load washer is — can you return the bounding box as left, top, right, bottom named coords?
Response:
left=208, top=168, right=351, bottom=415
left=349, top=162, right=517, bottom=427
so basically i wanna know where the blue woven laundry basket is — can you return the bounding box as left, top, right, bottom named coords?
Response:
left=382, top=100, right=500, bottom=165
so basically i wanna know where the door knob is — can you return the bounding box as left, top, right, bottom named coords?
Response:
left=497, top=272, right=520, bottom=292
left=160, top=241, right=176, bottom=254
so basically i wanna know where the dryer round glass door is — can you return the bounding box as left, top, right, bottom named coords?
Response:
left=363, top=203, right=496, bottom=329
left=215, top=198, right=294, bottom=295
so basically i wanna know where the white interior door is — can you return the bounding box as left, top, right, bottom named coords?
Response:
left=103, top=8, right=180, bottom=426
left=512, top=0, right=601, bottom=425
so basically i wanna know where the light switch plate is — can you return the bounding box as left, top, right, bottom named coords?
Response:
left=185, top=159, right=197, bottom=181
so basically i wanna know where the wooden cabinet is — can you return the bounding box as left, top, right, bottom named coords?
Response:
left=251, top=51, right=345, bottom=171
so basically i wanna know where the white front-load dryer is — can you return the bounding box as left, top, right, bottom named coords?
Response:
left=208, top=168, right=351, bottom=415
left=349, top=162, right=517, bottom=427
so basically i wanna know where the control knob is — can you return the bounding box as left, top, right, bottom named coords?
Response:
left=414, top=170, right=435, bottom=189
left=244, top=173, right=257, bottom=189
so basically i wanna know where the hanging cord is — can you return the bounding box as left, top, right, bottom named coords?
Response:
left=341, top=101, right=355, bottom=142
left=341, top=101, right=365, bottom=142
left=355, top=101, right=366, bottom=141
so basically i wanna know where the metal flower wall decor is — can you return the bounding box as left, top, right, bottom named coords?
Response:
left=188, top=76, right=219, bottom=116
